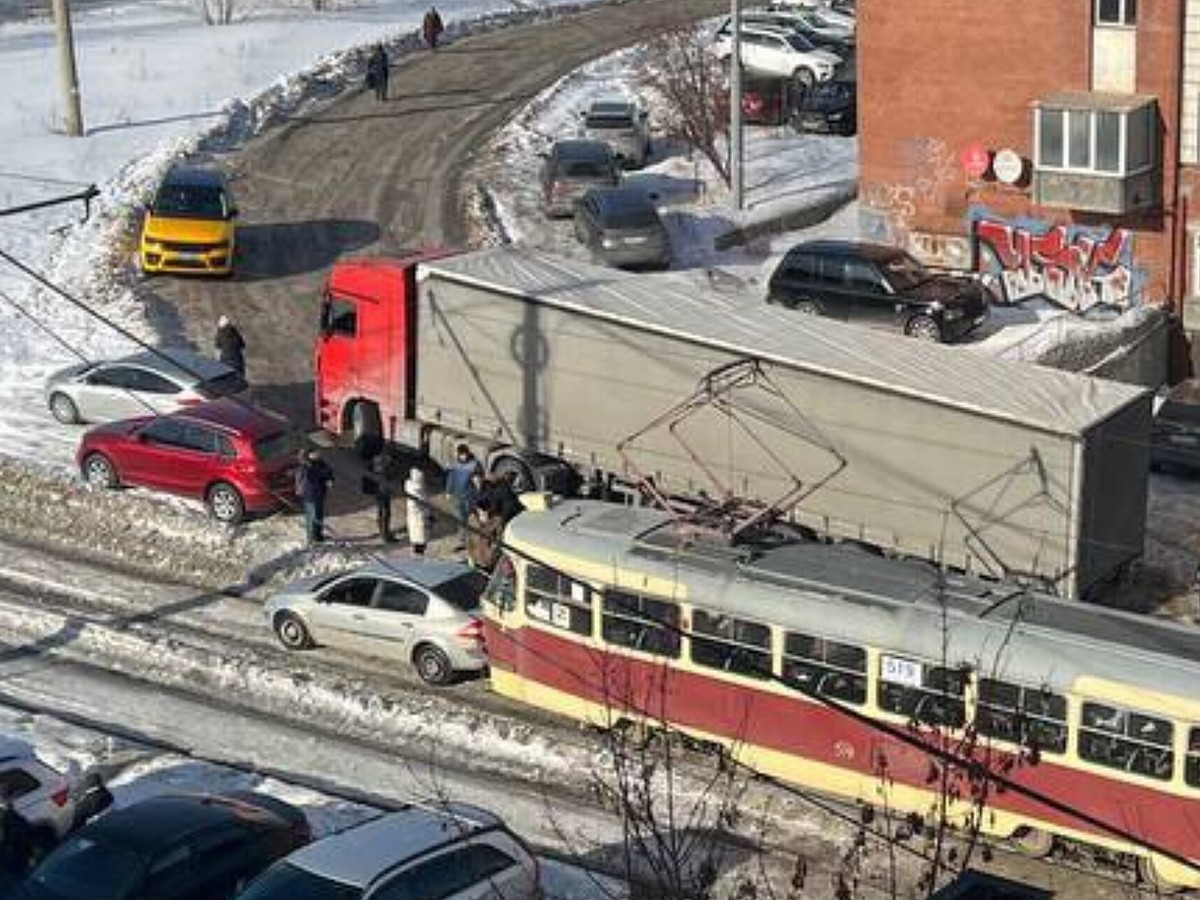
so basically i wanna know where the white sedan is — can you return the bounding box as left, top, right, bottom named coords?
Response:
left=712, top=24, right=841, bottom=85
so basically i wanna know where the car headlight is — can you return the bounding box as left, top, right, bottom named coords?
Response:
left=601, top=237, right=619, bottom=249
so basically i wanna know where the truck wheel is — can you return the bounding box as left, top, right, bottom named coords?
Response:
left=492, top=456, right=536, bottom=494
left=350, top=401, right=383, bottom=459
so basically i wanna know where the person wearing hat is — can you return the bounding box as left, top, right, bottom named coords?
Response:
left=214, top=314, right=246, bottom=376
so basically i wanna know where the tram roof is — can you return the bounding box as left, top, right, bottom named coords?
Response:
left=505, top=500, right=1200, bottom=700
left=422, top=248, right=1148, bottom=438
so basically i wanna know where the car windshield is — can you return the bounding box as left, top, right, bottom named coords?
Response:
left=880, top=253, right=930, bottom=291
left=559, top=159, right=611, bottom=178
left=784, top=32, right=816, bottom=51
left=27, top=837, right=144, bottom=900
left=238, top=863, right=360, bottom=900
left=254, top=430, right=296, bottom=462
left=152, top=184, right=228, bottom=220
left=434, top=571, right=488, bottom=611
left=199, top=371, right=249, bottom=399
left=585, top=114, right=633, bottom=130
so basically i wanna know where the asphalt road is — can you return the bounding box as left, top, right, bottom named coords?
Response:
left=137, top=0, right=726, bottom=428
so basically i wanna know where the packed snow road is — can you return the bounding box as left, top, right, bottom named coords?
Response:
left=136, top=0, right=726, bottom=427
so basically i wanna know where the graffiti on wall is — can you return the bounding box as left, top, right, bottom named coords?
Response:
left=861, top=138, right=960, bottom=245
left=971, top=211, right=1140, bottom=313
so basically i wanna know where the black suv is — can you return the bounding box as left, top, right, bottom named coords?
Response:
left=766, top=240, right=990, bottom=343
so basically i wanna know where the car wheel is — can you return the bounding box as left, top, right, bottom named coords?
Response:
left=207, top=482, right=245, bottom=524
left=81, top=453, right=118, bottom=489
left=793, top=299, right=821, bottom=316
left=48, top=392, right=80, bottom=425
left=273, top=612, right=314, bottom=650
left=905, top=315, right=943, bottom=342
left=413, top=643, right=454, bottom=685
left=792, top=67, right=815, bottom=89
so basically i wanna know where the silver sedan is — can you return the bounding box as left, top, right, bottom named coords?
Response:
left=263, top=559, right=489, bottom=685
left=44, top=348, right=247, bottom=425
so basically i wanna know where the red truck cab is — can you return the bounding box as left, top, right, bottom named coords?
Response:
left=315, top=250, right=449, bottom=448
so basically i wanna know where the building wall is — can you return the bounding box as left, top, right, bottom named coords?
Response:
left=859, top=0, right=1186, bottom=313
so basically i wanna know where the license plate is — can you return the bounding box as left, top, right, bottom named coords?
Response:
left=177, top=251, right=204, bottom=261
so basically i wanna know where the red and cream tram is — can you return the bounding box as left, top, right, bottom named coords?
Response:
left=482, top=496, right=1200, bottom=889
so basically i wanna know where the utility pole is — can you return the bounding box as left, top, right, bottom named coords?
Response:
left=51, top=0, right=84, bottom=137
left=729, top=0, right=744, bottom=211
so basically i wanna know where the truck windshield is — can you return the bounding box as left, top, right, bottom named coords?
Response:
left=321, top=296, right=358, bottom=337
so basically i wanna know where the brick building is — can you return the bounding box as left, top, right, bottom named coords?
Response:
left=859, top=0, right=1200, bottom=340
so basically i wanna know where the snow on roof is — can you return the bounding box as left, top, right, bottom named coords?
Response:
left=421, top=247, right=1149, bottom=437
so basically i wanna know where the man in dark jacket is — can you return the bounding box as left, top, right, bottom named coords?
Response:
left=214, top=315, right=246, bottom=376
left=363, top=449, right=398, bottom=542
left=422, top=7, right=444, bottom=49
left=298, top=449, right=334, bottom=545
left=367, top=44, right=389, bottom=101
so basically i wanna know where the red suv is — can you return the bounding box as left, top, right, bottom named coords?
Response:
left=76, top=397, right=298, bottom=524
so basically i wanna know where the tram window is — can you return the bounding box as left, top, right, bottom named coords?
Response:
left=1078, top=701, right=1174, bottom=781
left=877, top=656, right=966, bottom=728
left=976, top=678, right=1068, bottom=754
left=524, top=565, right=592, bottom=636
left=782, top=632, right=867, bottom=704
left=691, top=609, right=772, bottom=680
left=602, top=591, right=680, bottom=658
left=1187, top=728, right=1200, bottom=788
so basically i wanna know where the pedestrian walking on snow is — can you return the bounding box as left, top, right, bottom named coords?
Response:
left=422, top=7, right=444, bottom=50
left=297, top=449, right=334, bottom=545
left=214, top=314, right=246, bottom=376
left=367, top=44, right=389, bottom=101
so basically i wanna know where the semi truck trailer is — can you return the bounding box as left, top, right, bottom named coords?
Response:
left=314, top=247, right=1152, bottom=600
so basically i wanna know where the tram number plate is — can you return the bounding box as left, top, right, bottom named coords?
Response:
left=881, top=654, right=923, bottom=687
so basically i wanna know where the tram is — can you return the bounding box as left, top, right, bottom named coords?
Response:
left=480, top=495, right=1200, bottom=889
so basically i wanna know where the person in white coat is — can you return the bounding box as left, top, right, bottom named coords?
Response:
left=404, top=467, right=429, bottom=555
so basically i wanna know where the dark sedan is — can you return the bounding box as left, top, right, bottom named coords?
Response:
left=1151, top=382, right=1200, bottom=475
left=766, top=240, right=990, bottom=343
left=19, top=793, right=310, bottom=900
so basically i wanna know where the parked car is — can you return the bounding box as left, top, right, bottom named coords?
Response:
left=0, top=740, right=112, bottom=857
left=579, top=98, right=651, bottom=169
left=1151, top=381, right=1200, bottom=475
left=139, top=166, right=238, bottom=276
left=712, top=23, right=840, bottom=86
left=766, top=240, right=990, bottom=343
left=572, top=187, right=670, bottom=271
left=234, top=803, right=539, bottom=900
left=540, top=140, right=621, bottom=218
left=21, top=792, right=310, bottom=900
left=44, top=348, right=248, bottom=426
left=264, top=559, right=489, bottom=685
left=766, top=0, right=856, bottom=29
left=76, top=397, right=298, bottom=524
left=790, top=77, right=856, bottom=134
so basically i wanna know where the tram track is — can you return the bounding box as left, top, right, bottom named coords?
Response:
left=0, top=540, right=1162, bottom=900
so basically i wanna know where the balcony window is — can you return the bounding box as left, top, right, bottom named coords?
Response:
left=1035, top=98, right=1155, bottom=178
left=1096, top=0, right=1136, bottom=26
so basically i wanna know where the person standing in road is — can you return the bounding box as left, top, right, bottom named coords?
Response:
left=445, top=443, right=481, bottom=550
left=422, top=6, right=444, bottom=50
left=363, top=449, right=398, bottom=543
left=404, top=467, right=430, bottom=555
left=298, top=449, right=334, bottom=545
left=214, top=314, right=246, bottom=376
left=367, top=44, right=389, bottom=101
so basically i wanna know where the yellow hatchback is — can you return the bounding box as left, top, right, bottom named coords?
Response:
left=140, top=166, right=238, bottom=276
